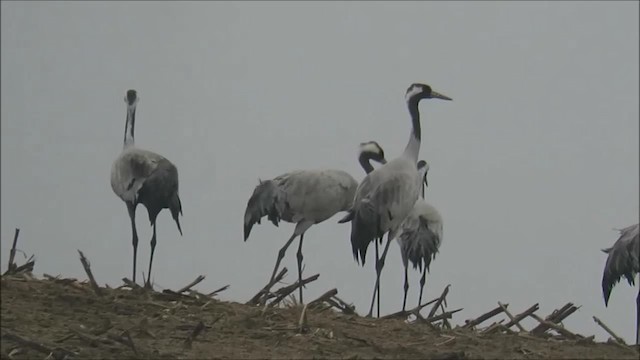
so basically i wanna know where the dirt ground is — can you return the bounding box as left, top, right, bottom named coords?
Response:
left=1, top=273, right=639, bottom=360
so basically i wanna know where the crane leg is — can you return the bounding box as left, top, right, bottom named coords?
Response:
left=144, top=223, right=157, bottom=289
left=402, top=263, right=409, bottom=312
left=367, top=237, right=382, bottom=317
left=296, top=234, right=305, bottom=305
left=127, top=203, right=139, bottom=284
left=367, top=236, right=392, bottom=318
left=268, top=233, right=297, bottom=285
left=418, top=265, right=427, bottom=309
left=636, top=284, right=639, bottom=345
left=375, top=238, right=381, bottom=317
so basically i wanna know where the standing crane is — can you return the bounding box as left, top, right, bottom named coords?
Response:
left=396, top=160, right=443, bottom=312
left=243, top=143, right=386, bottom=304
left=601, top=223, right=639, bottom=345
left=340, top=83, right=451, bottom=318
left=357, top=147, right=443, bottom=314
left=110, top=89, right=183, bottom=288
left=355, top=140, right=391, bottom=317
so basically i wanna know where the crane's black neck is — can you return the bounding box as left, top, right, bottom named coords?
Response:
left=408, top=97, right=421, bottom=141
left=403, top=97, right=422, bottom=161
left=359, top=153, right=376, bottom=174
left=123, top=108, right=136, bottom=148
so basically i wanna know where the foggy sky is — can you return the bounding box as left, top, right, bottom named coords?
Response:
left=1, top=1, right=638, bottom=343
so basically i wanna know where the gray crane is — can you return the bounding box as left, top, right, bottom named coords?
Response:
left=110, top=89, right=183, bottom=288
left=355, top=140, right=389, bottom=317
left=358, top=148, right=443, bottom=315
left=340, top=83, right=451, bottom=317
left=396, top=160, right=443, bottom=312
left=243, top=143, right=386, bottom=304
left=601, top=223, right=639, bottom=345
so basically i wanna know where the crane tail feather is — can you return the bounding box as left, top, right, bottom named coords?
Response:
left=338, top=210, right=354, bottom=224
left=349, top=204, right=380, bottom=267
left=243, top=180, right=282, bottom=241
left=170, top=194, right=183, bottom=236
left=601, top=223, right=639, bottom=306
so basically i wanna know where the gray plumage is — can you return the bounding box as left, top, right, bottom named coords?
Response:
left=358, top=149, right=444, bottom=313
left=600, top=222, right=639, bottom=345
left=110, top=89, right=183, bottom=288
left=339, top=83, right=451, bottom=317
left=243, top=144, right=386, bottom=304
left=602, top=223, right=639, bottom=305
left=244, top=170, right=357, bottom=242
left=345, top=160, right=422, bottom=264
left=341, top=84, right=451, bottom=265
left=397, top=163, right=443, bottom=274
left=396, top=160, right=443, bottom=311
left=397, top=201, right=442, bottom=272
left=111, top=149, right=183, bottom=229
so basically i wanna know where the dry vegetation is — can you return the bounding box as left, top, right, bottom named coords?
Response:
left=1, top=229, right=639, bottom=359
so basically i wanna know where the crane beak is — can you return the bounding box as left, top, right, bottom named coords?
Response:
left=431, top=90, right=452, bottom=101
left=423, top=175, right=428, bottom=188
left=379, top=158, right=387, bottom=165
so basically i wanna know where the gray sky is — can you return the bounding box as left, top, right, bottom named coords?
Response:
left=1, top=1, right=638, bottom=343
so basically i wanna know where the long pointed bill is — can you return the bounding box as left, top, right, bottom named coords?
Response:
left=380, top=158, right=388, bottom=164
left=431, top=90, right=452, bottom=101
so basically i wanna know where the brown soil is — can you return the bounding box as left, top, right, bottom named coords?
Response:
left=1, top=274, right=638, bottom=360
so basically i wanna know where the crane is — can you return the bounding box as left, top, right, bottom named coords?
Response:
left=243, top=143, right=386, bottom=304
left=396, top=160, right=443, bottom=312
left=110, top=89, right=183, bottom=288
left=340, top=83, right=451, bottom=317
left=601, top=223, right=639, bottom=345
left=358, top=147, right=443, bottom=315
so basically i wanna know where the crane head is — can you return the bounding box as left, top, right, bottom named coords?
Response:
left=359, top=141, right=387, bottom=165
left=124, top=89, right=139, bottom=108
left=417, top=160, right=430, bottom=187
left=405, top=83, right=452, bottom=102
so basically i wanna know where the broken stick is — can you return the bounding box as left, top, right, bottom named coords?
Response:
left=427, top=285, right=451, bottom=319
left=480, top=319, right=506, bottom=335
left=177, top=275, right=205, bottom=293
left=331, top=295, right=356, bottom=314
left=382, top=296, right=440, bottom=320
left=424, top=308, right=463, bottom=323
left=498, top=302, right=526, bottom=332
left=247, top=267, right=288, bottom=305
left=78, top=250, right=103, bottom=296
left=504, top=303, right=539, bottom=330
left=268, top=273, right=320, bottom=308
left=530, top=303, right=578, bottom=335
left=6, top=228, right=20, bottom=274
left=308, top=288, right=338, bottom=307
left=122, top=277, right=143, bottom=290
left=208, top=284, right=230, bottom=297
left=463, top=305, right=506, bottom=329
left=12, top=257, right=35, bottom=275
left=593, top=316, right=627, bottom=345
left=530, top=313, right=577, bottom=339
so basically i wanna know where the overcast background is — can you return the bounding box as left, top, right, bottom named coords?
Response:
left=2, top=1, right=638, bottom=343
